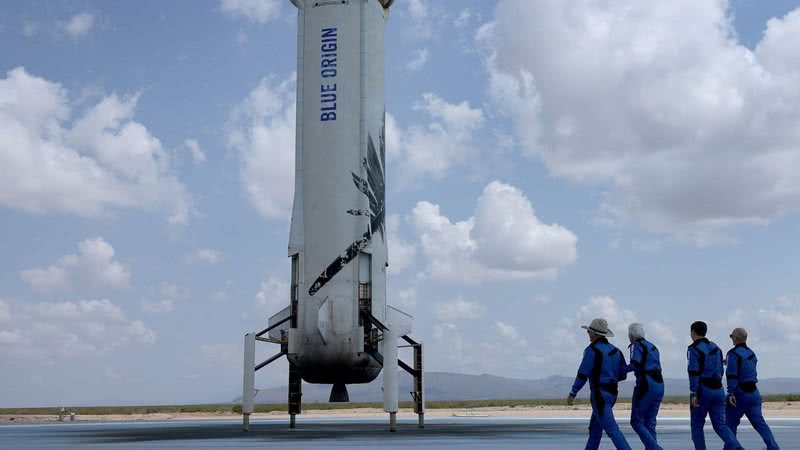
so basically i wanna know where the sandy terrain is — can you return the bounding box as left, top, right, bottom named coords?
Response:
left=3, top=402, right=799, bottom=424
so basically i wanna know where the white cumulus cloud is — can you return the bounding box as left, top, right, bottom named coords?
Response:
left=220, top=0, right=281, bottom=23
left=127, top=320, right=157, bottom=344
left=0, top=299, right=156, bottom=360
left=454, top=9, right=474, bottom=28
left=184, top=138, right=206, bottom=164
left=21, top=237, right=131, bottom=292
left=435, top=297, right=485, bottom=321
left=255, top=276, right=289, bottom=314
left=496, top=321, right=527, bottom=346
left=482, top=1, right=800, bottom=239
left=141, top=299, right=174, bottom=314
left=386, top=214, right=417, bottom=273
left=227, top=75, right=296, bottom=220
left=404, top=0, right=432, bottom=39
left=142, top=283, right=178, bottom=314
left=184, top=248, right=224, bottom=265
left=0, top=67, right=192, bottom=224
left=388, top=93, right=484, bottom=185
left=62, top=12, right=96, bottom=39
left=759, top=297, right=800, bottom=343
left=411, top=181, right=577, bottom=282
left=406, top=48, right=430, bottom=72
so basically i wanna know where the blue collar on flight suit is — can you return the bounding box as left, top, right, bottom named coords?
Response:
left=628, top=337, right=645, bottom=348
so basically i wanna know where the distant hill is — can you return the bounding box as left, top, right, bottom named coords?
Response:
left=237, top=372, right=800, bottom=404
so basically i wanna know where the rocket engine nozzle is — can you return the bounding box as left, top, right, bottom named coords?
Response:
left=329, top=383, right=350, bottom=402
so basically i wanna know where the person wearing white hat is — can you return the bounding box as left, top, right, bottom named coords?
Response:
left=567, top=318, right=632, bottom=450
left=726, top=327, right=780, bottom=449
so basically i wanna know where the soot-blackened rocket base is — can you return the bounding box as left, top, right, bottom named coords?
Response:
left=241, top=0, right=423, bottom=433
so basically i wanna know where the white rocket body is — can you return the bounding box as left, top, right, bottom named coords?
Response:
left=278, top=0, right=396, bottom=386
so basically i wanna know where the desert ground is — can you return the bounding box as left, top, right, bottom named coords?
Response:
left=3, top=401, right=799, bottom=424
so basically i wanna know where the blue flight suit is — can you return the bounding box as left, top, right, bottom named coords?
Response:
left=726, top=343, right=780, bottom=450
left=570, top=337, right=632, bottom=450
left=687, top=338, right=743, bottom=450
left=628, top=338, right=665, bottom=450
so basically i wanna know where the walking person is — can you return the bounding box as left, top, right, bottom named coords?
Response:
left=726, top=327, right=780, bottom=449
left=687, top=321, right=744, bottom=450
left=567, top=318, right=632, bottom=450
left=627, top=323, right=664, bottom=450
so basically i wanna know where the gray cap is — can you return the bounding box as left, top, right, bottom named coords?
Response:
left=730, top=327, right=748, bottom=340
left=582, top=318, right=615, bottom=337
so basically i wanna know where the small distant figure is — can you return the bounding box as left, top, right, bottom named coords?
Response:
left=726, top=327, right=780, bottom=450
left=687, top=321, right=743, bottom=450
left=567, top=318, right=632, bottom=450
left=627, top=323, right=665, bottom=450
left=58, top=406, right=65, bottom=422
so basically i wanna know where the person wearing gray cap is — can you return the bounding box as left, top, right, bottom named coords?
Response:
left=726, top=327, right=780, bottom=449
left=567, top=318, right=631, bottom=450
left=627, top=323, right=665, bottom=450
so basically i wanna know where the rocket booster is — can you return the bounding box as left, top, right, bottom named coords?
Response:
left=284, top=0, right=393, bottom=385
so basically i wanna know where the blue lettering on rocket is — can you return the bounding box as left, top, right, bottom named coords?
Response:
left=320, top=27, right=337, bottom=122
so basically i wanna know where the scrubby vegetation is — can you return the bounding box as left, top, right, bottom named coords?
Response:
left=2, top=394, right=797, bottom=416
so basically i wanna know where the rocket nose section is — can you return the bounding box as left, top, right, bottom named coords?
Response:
left=329, top=383, right=350, bottom=402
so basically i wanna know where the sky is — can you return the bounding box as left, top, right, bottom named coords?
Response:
left=1, top=0, right=799, bottom=407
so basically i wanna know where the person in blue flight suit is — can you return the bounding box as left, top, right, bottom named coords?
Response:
left=687, top=321, right=744, bottom=450
left=726, top=327, right=780, bottom=450
left=567, top=318, right=632, bottom=450
left=627, top=323, right=664, bottom=450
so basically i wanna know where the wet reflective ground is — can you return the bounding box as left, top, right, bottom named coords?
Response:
left=1, top=417, right=799, bottom=449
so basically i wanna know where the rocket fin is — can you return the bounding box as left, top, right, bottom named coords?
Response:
left=317, top=297, right=331, bottom=344
left=288, top=173, right=304, bottom=255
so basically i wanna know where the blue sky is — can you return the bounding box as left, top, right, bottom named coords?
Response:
left=1, top=0, right=799, bottom=407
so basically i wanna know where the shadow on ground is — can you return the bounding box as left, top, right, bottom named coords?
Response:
left=65, top=420, right=686, bottom=444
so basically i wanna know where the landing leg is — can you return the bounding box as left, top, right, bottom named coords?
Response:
left=242, top=333, right=256, bottom=431
left=383, top=328, right=399, bottom=432
left=288, top=361, right=302, bottom=429
left=413, top=341, right=424, bottom=428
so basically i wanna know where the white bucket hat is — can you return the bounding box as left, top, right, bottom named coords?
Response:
left=582, top=318, right=615, bottom=337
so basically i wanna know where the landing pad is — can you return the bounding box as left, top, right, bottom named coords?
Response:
left=2, top=417, right=799, bottom=449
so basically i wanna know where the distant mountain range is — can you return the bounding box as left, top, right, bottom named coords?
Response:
left=237, top=372, right=800, bottom=404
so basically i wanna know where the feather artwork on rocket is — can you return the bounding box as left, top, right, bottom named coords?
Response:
left=309, top=117, right=386, bottom=296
